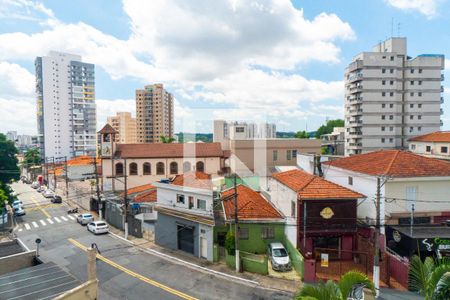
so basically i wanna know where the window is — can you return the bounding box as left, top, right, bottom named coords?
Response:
left=410, top=69, right=414, bottom=74
left=292, top=150, right=297, bottom=158
left=143, top=162, right=151, bottom=175
left=189, top=196, right=194, bottom=209
left=418, top=92, right=422, bottom=97
left=418, top=103, right=422, bottom=108
left=390, top=69, right=394, bottom=74
left=170, top=162, right=178, bottom=174
left=382, top=55, right=386, bottom=59
left=382, top=80, right=386, bottom=85
left=177, top=194, right=185, bottom=204
left=235, top=127, right=244, bottom=133
left=426, top=145, right=431, bottom=152
left=418, top=126, right=422, bottom=131
left=410, top=115, right=414, bottom=120
left=406, top=186, right=417, bottom=211
left=156, top=162, right=165, bottom=175
left=382, top=68, right=386, bottom=74
left=381, top=115, right=386, bottom=120
left=410, top=127, right=413, bottom=133
left=129, top=163, right=138, bottom=175
left=291, top=201, right=296, bottom=217
left=442, top=147, right=449, bottom=154
left=196, top=161, right=205, bottom=172
left=115, top=163, right=123, bottom=176
left=348, top=176, right=353, bottom=185
left=389, top=115, right=394, bottom=120
left=197, top=199, right=207, bottom=210
left=389, top=138, right=394, bottom=143
left=382, top=92, right=386, bottom=97
left=261, top=227, right=275, bottom=239
left=390, top=80, right=394, bottom=85
left=410, top=81, right=414, bottom=85
left=418, top=81, right=422, bottom=85
left=418, top=115, right=422, bottom=120
left=390, top=56, right=394, bottom=61
left=273, top=150, right=278, bottom=161
left=183, top=161, right=191, bottom=172
left=390, top=103, right=394, bottom=108
left=390, top=92, right=394, bottom=97
left=419, top=69, right=423, bottom=74
left=238, top=228, right=249, bottom=240
left=287, top=150, right=292, bottom=160
left=381, top=138, right=385, bottom=143
left=411, top=144, right=416, bottom=150
left=390, top=126, right=394, bottom=132
left=382, top=103, right=386, bottom=108
left=410, top=92, right=414, bottom=97
left=381, top=126, right=385, bottom=131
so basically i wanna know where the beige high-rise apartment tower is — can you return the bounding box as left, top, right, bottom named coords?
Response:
left=107, top=112, right=137, bottom=143
left=136, top=84, right=174, bottom=143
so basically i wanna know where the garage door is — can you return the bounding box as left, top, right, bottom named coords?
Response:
left=177, top=225, right=194, bottom=254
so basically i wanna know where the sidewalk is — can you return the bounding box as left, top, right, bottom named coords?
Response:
left=107, top=226, right=301, bottom=294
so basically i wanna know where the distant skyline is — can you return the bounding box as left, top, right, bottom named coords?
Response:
left=0, top=0, right=449, bottom=135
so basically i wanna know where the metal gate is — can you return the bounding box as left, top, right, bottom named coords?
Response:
left=177, top=225, right=194, bottom=254
left=314, top=247, right=368, bottom=280
left=127, top=215, right=142, bottom=238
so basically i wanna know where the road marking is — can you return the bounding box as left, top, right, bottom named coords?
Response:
left=30, top=196, right=51, bottom=218
left=40, top=220, right=47, bottom=226
left=61, top=216, right=68, bottom=221
left=24, top=223, right=31, bottom=230
left=54, top=216, right=61, bottom=223
left=68, top=238, right=199, bottom=300
left=18, top=228, right=23, bottom=232
left=47, top=218, right=54, bottom=224
left=67, top=215, right=75, bottom=220
left=32, top=221, right=39, bottom=228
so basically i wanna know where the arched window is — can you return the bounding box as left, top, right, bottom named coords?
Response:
left=129, top=163, right=138, bottom=175
left=196, top=161, right=205, bottom=172
left=183, top=161, right=191, bottom=172
left=143, top=162, right=151, bottom=175
left=156, top=162, right=165, bottom=175
left=115, top=163, right=123, bottom=176
left=170, top=162, right=178, bottom=174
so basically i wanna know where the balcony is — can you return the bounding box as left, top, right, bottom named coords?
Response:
left=441, top=86, right=444, bottom=93
left=442, top=74, right=445, bottom=81
left=441, top=120, right=444, bottom=126
left=348, top=72, right=363, bottom=82
left=441, top=97, right=444, bottom=104
left=348, top=60, right=363, bottom=72
left=441, top=109, right=444, bottom=115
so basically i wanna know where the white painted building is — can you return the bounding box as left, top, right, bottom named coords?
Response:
left=35, top=51, right=96, bottom=159
left=345, top=37, right=444, bottom=155
left=408, top=131, right=450, bottom=160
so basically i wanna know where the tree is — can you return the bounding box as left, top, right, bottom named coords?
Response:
left=160, top=136, right=176, bottom=143
left=295, top=131, right=309, bottom=139
left=24, top=148, right=40, bottom=167
left=224, top=230, right=235, bottom=256
left=0, top=133, right=19, bottom=183
left=296, top=271, right=374, bottom=300
left=408, top=255, right=450, bottom=300
left=315, top=119, right=344, bottom=139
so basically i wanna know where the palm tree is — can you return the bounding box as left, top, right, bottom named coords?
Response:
left=408, top=255, right=450, bottom=300
left=160, top=136, right=175, bottom=143
left=296, top=271, right=374, bottom=300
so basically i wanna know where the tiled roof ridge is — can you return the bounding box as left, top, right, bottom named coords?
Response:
left=384, top=150, right=401, bottom=176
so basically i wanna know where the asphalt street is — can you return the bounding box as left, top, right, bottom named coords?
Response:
left=11, top=182, right=293, bottom=300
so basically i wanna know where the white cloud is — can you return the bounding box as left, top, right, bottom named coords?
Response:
left=386, top=0, right=439, bottom=18
left=0, top=61, right=35, bottom=100
left=0, top=98, right=36, bottom=134
left=0, top=0, right=58, bottom=26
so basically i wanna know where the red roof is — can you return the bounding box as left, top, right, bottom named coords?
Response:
left=98, top=123, right=117, bottom=134
left=408, top=131, right=450, bottom=143
left=272, top=169, right=364, bottom=200
left=171, top=172, right=213, bottom=190
left=222, top=185, right=283, bottom=221
left=134, top=189, right=157, bottom=203
left=324, top=150, right=450, bottom=177
left=114, top=142, right=224, bottom=158
left=125, top=184, right=155, bottom=195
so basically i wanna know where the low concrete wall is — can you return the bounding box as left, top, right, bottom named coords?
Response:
left=284, top=237, right=304, bottom=278
left=53, top=279, right=98, bottom=300
left=387, top=252, right=409, bottom=288
left=0, top=250, right=36, bottom=275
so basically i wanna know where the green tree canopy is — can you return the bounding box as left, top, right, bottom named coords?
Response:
left=160, top=136, right=176, bottom=143
left=0, top=133, right=19, bottom=183
left=295, top=131, right=309, bottom=139
left=24, top=148, right=41, bottom=167
left=315, top=119, right=344, bottom=139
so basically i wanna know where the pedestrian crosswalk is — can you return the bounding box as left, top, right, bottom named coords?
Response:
left=17, top=215, right=77, bottom=232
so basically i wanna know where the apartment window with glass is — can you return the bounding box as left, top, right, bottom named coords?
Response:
left=286, top=150, right=292, bottom=161
left=381, top=115, right=386, bottom=120
left=273, top=150, right=278, bottom=161
left=382, top=80, right=386, bottom=85
left=442, top=147, right=449, bottom=154
left=410, top=104, right=414, bottom=108
left=291, top=201, right=296, bottom=217
left=389, top=138, right=394, bottom=143
left=382, top=92, right=386, bottom=97
left=418, top=115, right=422, bottom=120
left=348, top=176, right=353, bottom=185
left=390, top=80, right=394, bottom=85
left=410, top=92, right=414, bottom=97
left=382, top=68, right=386, bottom=74
left=410, top=69, right=414, bottom=74
left=261, top=227, right=275, bottom=239
left=238, top=228, right=249, bottom=240
left=418, top=81, right=422, bottom=85
left=418, top=92, right=422, bottom=97
left=389, top=115, right=394, bottom=120
left=418, top=126, right=422, bottom=131
left=419, top=69, right=423, bottom=73
left=390, top=103, right=394, bottom=108
left=390, top=92, right=394, bottom=97
left=410, top=81, right=414, bottom=85
left=292, top=150, right=297, bottom=158
left=426, top=145, right=431, bottom=152
left=410, top=115, right=414, bottom=120
left=381, top=138, right=385, bottom=143
left=390, top=69, right=394, bottom=74
left=411, top=144, right=416, bottom=150
left=235, top=127, right=244, bottom=133
left=177, top=194, right=185, bottom=204
left=410, top=127, right=414, bottom=133
left=197, top=199, right=207, bottom=210
left=389, top=126, right=394, bottom=132
left=390, top=56, right=394, bottom=61
left=381, top=126, right=385, bottom=131
left=382, top=103, right=386, bottom=108
left=418, top=103, right=422, bottom=108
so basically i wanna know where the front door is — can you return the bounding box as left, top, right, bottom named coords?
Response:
left=177, top=225, right=194, bottom=254
left=200, top=237, right=207, bottom=259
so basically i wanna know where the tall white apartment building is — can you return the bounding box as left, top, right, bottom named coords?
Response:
left=35, top=51, right=96, bottom=159
left=345, top=38, right=444, bottom=156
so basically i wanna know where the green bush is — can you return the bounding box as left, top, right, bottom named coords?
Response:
left=224, top=230, right=235, bottom=256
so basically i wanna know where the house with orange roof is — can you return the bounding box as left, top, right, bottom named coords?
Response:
left=153, top=172, right=216, bottom=261
left=125, top=184, right=158, bottom=231
left=268, top=169, right=365, bottom=259
left=408, top=131, right=450, bottom=160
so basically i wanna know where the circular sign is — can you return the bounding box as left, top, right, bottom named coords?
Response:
left=393, top=230, right=401, bottom=243
left=35, top=238, right=42, bottom=244
left=320, top=207, right=334, bottom=219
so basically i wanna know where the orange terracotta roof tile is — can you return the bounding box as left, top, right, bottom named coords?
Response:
left=98, top=123, right=117, bottom=134
left=222, top=185, right=283, bottom=221
left=171, top=172, right=213, bottom=190
left=134, top=189, right=157, bottom=203
left=323, top=150, right=450, bottom=177
left=114, top=142, right=224, bottom=158
left=272, top=169, right=365, bottom=200
left=67, top=155, right=100, bottom=167
left=408, top=131, right=450, bottom=142
left=119, top=184, right=155, bottom=197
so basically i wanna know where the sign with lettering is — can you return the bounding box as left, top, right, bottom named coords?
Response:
left=320, top=207, right=334, bottom=219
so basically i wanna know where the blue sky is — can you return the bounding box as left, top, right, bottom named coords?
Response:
left=0, top=0, right=449, bottom=135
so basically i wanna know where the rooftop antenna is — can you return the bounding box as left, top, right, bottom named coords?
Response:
left=397, top=22, right=401, bottom=37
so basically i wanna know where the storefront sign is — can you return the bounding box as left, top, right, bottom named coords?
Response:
left=393, top=230, right=402, bottom=242
left=320, top=253, right=329, bottom=267
left=320, top=207, right=334, bottom=219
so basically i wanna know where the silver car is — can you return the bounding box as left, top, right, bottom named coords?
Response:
left=76, top=213, right=94, bottom=225
left=267, top=242, right=292, bottom=272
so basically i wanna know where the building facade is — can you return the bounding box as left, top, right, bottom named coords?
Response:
left=136, top=84, right=174, bottom=143
left=320, top=127, right=345, bottom=156
left=107, top=112, right=137, bottom=143
left=35, top=51, right=96, bottom=159
left=213, top=120, right=276, bottom=148
left=408, top=131, right=450, bottom=160
left=344, top=38, right=444, bottom=155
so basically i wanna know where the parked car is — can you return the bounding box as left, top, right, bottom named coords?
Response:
left=267, top=242, right=292, bottom=272
left=43, top=189, right=55, bottom=198
left=87, top=221, right=109, bottom=235
left=14, top=206, right=26, bottom=217
left=37, top=186, right=46, bottom=193
left=51, top=195, right=62, bottom=203
left=12, top=200, right=23, bottom=208
left=31, top=182, right=39, bottom=189
left=77, top=213, right=94, bottom=225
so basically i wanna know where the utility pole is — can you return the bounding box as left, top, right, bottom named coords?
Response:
left=45, top=157, right=49, bottom=186
left=233, top=173, right=240, bottom=272
left=303, top=201, right=307, bottom=249
left=374, top=177, right=381, bottom=298
left=410, top=203, right=415, bottom=237
left=52, top=157, right=57, bottom=190
left=123, top=159, right=129, bottom=239
left=64, top=156, right=69, bottom=200
left=93, top=156, right=102, bottom=220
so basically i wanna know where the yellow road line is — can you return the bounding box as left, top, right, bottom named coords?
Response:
left=67, top=238, right=198, bottom=300
left=27, top=203, right=61, bottom=212
left=30, top=197, right=51, bottom=218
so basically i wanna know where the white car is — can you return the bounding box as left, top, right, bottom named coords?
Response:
left=12, top=200, right=23, bottom=208
left=31, top=182, right=39, bottom=189
left=267, top=242, right=292, bottom=272
left=37, top=186, right=46, bottom=193
left=43, top=190, right=55, bottom=198
left=77, top=213, right=94, bottom=225
left=14, top=206, right=26, bottom=216
left=87, top=221, right=109, bottom=235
